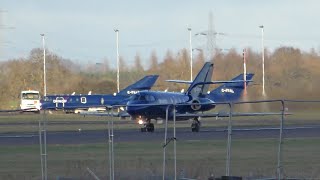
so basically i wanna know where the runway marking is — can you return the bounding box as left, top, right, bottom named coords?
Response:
left=0, top=134, right=37, bottom=138
left=199, top=126, right=320, bottom=132
left=233, top=126, right=320, bottom=131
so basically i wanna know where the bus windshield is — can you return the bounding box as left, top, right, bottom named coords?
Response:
left=22, top=93, right=40, bottom=100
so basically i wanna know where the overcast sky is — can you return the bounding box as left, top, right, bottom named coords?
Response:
left=1, top=0, right=320, bottom=67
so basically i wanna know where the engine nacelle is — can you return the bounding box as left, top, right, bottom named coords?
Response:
left=190, top=98, right=216, bottom=111
left=191, top=99, right=201, bottom=111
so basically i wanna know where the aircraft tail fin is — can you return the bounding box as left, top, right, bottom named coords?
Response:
left=186, top=62, right=214, bottom=98
left=209, top=73, right=254, bottom=102
left=118, top=75, right=159, bottom=96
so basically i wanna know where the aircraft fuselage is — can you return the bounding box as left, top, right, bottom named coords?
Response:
left=126, top=91, right=215, bottom=120
left=42, top=94, right=130, bottom=110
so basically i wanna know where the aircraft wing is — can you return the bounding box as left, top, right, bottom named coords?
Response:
left=79, top=110, right=130, bottom=117
left=41, top=103, right=109, bottom=110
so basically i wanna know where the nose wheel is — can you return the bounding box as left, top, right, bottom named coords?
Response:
left=141, top=119, right=154, bottom=132
left=191, top=117, right=201, bottom=132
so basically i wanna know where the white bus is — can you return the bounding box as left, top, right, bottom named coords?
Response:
left=20, top=90, right=41, bottom=113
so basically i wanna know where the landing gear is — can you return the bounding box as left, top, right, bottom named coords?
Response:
left=140, top=119, right=154, bottom=132
left=191, top=117, right=201, bottom=132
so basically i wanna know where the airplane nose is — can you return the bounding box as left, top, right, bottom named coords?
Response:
left=126, top=104, right=136, bottom=114
left=126, top=102, right=148, bottom=115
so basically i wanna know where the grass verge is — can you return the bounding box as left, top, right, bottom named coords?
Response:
left=0, top=138, right=319, bottom=179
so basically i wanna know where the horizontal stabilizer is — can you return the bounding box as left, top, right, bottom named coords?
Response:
left=165, top=80, right=192, bottom=84
left=166, top=80, right=252, bottom=85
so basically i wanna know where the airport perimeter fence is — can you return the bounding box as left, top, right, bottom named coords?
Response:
left=33, top=99, right=320, bottom=179
left=107, top=100, right=320, bottom=179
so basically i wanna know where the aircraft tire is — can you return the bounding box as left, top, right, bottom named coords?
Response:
left=141, top=127, right=147, bottom=132
left=191, top=123, right=200, bottom=132
left=147, top=123, right=154, bottom=132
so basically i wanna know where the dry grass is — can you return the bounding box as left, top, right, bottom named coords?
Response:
left=0, top=138, right=319, bottom=179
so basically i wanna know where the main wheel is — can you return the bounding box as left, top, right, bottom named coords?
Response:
left=141, top=127, right=147, bottom=132
left=147, top=123, right=154, bottom=132
left=191, top=121, right=200, bottom=132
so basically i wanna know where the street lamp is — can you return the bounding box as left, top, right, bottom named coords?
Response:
left=259, top=25, right=265, bottom=96
left=188, top=27, right=193, bottom=81
left=40, top=34, right=46, bottom=96
left=114, top=29, right=119, bottom=93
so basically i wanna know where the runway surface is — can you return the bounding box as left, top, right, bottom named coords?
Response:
left=0, top=125, right=320, bottom=145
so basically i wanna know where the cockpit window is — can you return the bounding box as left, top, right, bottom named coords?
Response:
left=145, top=95, right=156, bottom=102
left=130, top=94, right=139, bottom=101
left=139, top=95, right=146, bottom=101
left=130, top=94, right=155, bottom=101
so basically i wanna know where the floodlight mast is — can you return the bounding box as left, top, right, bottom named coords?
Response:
left=40, top=34, right=46, bottom=96
left=188, top=27, right=193, bottom=81
left=114, top=29, right=120, bottom=93
left=259, top=25, right=265, bottom=96
left=243, top=49, right=247, bottom=94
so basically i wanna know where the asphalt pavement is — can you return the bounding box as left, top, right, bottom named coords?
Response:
left=0, top=125, right=319, bottom=145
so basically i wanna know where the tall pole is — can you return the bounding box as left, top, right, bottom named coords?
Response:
left=40, top=34, right=46, bottom=96
left=259, top=25, right=265, bottom=96
left=243, top=49, right=247, bottom=94
left=188, top=27, right=193, bottom=81
left=114, top=29, right=120, bottom=93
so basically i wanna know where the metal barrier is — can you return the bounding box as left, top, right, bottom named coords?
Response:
left=37, top=99, right=320, bottom=180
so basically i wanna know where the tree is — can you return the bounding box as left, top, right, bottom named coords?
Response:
left=148, top=51, right=158, bottom=72
left=133, top=53, right=144, bottom=72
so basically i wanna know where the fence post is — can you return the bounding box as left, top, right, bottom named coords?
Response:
left=111, top=108, right=115, bottom=180
left=226, top=103, right=233, bottom=176
left=39, top=110, right=48, bottom=180
left=107, top=108, right=112, bottom=180
left=277, top=100, right=285, bottom=180
left=173, top=104, right=177, bottom=180
left=107, top=107, right=115, bottom=180
left=163, top=105, right=170, bottom=180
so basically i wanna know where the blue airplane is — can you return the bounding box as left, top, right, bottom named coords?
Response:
left=41, top=75, right=159, bottom=112
left=126, top=62, right=254, bottom=132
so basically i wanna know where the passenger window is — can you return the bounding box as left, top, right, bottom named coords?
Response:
left=81, top=97, right=87, bottom=104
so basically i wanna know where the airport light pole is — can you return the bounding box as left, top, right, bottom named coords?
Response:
left=40, top=33, right=48, bottom=180
left=259, top=25, right=266, bottom=96
left=40, top=34, right=46, bottom=96
left=188, top=27, right=193, bottom=81
left=114, top=29, right=120, bottom=93
left=243, top=49, right=247, bottom=94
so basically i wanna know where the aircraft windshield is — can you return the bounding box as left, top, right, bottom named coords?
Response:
left=145, top=95, right=156, bottom=101
left=130, top=94, right=156, bottom=101
left=22, top=93, right=40, bottom=100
